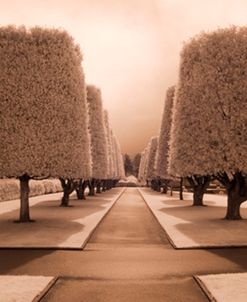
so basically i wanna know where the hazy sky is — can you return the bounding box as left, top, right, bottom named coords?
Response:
left=1, top=0, right=247, bottom=155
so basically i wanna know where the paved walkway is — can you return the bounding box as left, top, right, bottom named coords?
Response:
left=1, top=188, right=247, bottom=301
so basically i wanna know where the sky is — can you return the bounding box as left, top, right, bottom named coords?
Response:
left=1, top=0, right=247, bottom=155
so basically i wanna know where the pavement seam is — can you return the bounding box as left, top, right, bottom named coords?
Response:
left=34, top=276, right=59, bottom=302
left=193, top=276, right=215, bottom=302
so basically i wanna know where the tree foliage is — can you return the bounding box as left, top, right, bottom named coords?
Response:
left=156, top=86, right=175, bottom=179
left=0, top=26, right=91, bottom=179
left=87, top=85, right=108, bottom=180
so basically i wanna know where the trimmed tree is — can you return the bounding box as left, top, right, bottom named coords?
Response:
left=113, top=135, right=125, bottom=181
left=169, top=26, right=247, bottom=218
left=0, top=26, right=91, bottom=220
left=138, top=147, right=149, bottom=185
left=133, top=153, right=141, bottom=177
left=103, top=110, right=114, bottom=189
left=145, top=137, right=158, bottom=186
left=124, top=154, right=134, bottom=176
left=155, top=86, right=176, bottom=194
left=117, top=140, right=125, bottom=180
left=86, top=85, right=108, bottom=195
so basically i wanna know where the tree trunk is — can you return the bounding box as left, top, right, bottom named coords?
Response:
left=61, top=191, right=70, bottom=207
left=60, top=178, right=76, bottom=207
left=162, top=186, right=167, bottom=194
left=179, top=178, right=183, bottom=200
left=152, top=179, right=160, bottom=192
left=224, top=172, right=247, bottom=220
left=17, top=174, right=33, bottom=222
left=102, top=180, right=107, bottom=191
left=170, top=186, right=173, bottom=196
left=113, top=180, right=118, bottom=187
left=193, top=186, right=204, bottom=206
left=76, top=179, right=87, bottom=200
left=88, top=179, right=95, bottom=196
left=225, top=191, right=241, bottom=220
left=106, top=179, right=112, bottom=190
left=96, top=180, right=101, bottom=194
left=187, top=176, right=210, bottom=206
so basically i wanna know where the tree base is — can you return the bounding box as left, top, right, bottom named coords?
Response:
left=14, top=219, right=35, bottom=223
left=224, top=214, right=242, bottom=220
left=76, top=190, right=86, bottom=200
left=59, top=204, right=74, bottom=208
left=77, top=196, right=86, bottom=200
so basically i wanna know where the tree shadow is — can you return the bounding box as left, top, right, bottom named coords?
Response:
left=0, top=190, right=119, bottom=248
left=0, top=249, right=54, bottom=274
left=159, top=203, right=247, bottom=247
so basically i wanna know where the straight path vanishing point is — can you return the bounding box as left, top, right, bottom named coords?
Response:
left=1, top=188, right=247, bottom=301
left=41, top=188, right=208, bottom=302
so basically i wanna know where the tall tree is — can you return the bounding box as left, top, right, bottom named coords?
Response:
left=103, top=110, right=119, bottom=189
left=145, top=137, right=159, bottom=182
left=155, top=86, right=176, bottom=193
left=133, top=153, right=141, bottom=177
left=124, top=154, right=134, bottom=176
left=86, top=85, right=108, bottom=195
left=0, top=26, right=91, bottom=220
left=169, top=26, right=247, bottom=219
left=138, top=150, right=146, bottom=183
left=113, top=136, right=125, bottom=180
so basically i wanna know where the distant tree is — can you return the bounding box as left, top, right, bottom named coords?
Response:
left=155, top=86, right=177, bottom=194
left=110, top=129, right=118, bottom=180
left=138, top=149, right=147, bottom=183
left=103, top=110, right=124, bottom=189
left=145, top=137, right=158, bottom=183
left=113, top=136, right=125, bottom=180
left=86, top=85, right=108, bottom=196
left=124, top=154, right=134, bottom=176
left=103, top=110, right=112, bottom=189
left=133, top=153, right=141, bottom=177
left=169, top=26, right=247, bottom=219
left=0, top=26, right=91, bottom=220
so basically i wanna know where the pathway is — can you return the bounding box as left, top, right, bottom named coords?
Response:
left=0, top=188, right=247, bottom=301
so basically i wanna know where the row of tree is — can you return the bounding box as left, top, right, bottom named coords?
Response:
left=123, top=154, right=141, bottom=177
left=0, top=26, right=125, bottom=222
left=139, top=26, right=247, bottom=220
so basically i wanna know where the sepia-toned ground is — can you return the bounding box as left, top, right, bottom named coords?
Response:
left=139, top=188, right=247, bottom=248
left=0, top=188, right=247, bottom=301
left=0, top=188, right=124, bottom=249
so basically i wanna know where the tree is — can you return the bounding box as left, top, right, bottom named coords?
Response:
left=103, top=110, right=115, bottom=189
left=138, top=147, right=149, bottom=185
left=102, top=112, right=125, bottom=189
left=86, top=85, right=108, bottom=195
left=113, top=136, right=125, bottom=180
left=138, top=152, right=144, bottom=182
left=0, top=26, right=91, bottom=220
left=133, top=153, right=141, bottom=177
left=155, top=86, right=176, bottom=194
left=169, top=26, right=247, bottom=219
left=124, top=154, right=134, bottom=176
left=145, top=137, right=158, bottom=183
left=156, top=86, right=175, bottom=179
